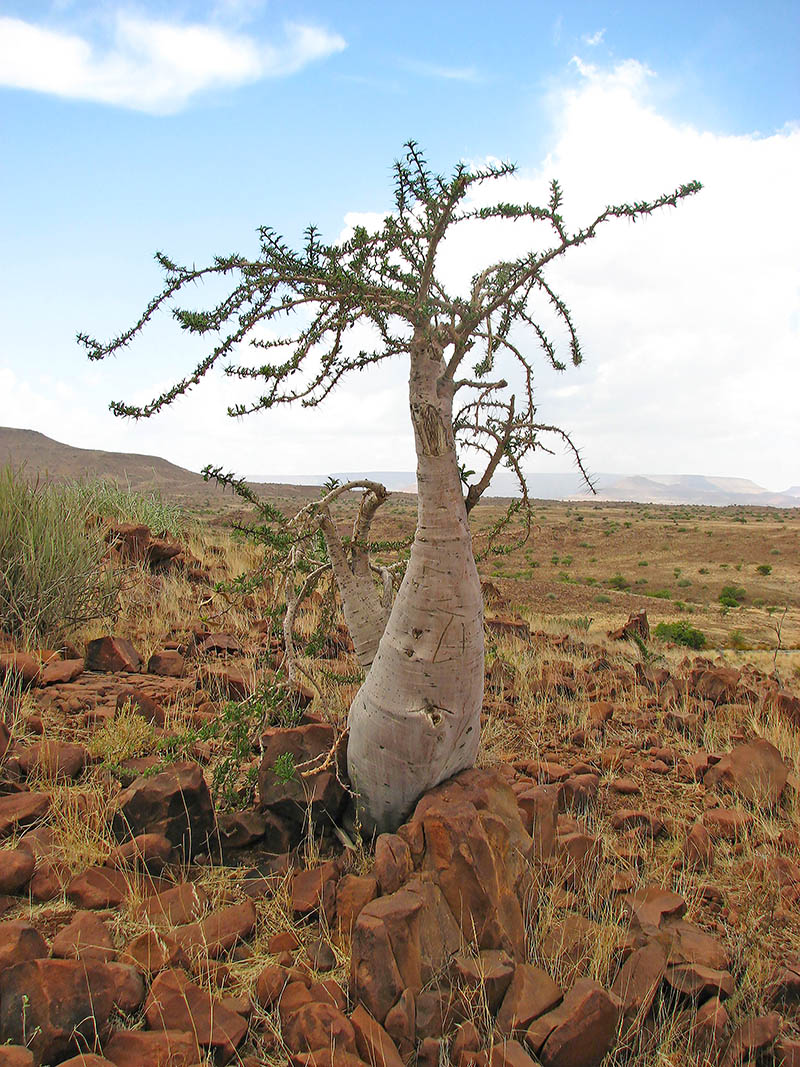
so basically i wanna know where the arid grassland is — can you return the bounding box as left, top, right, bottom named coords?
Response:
left=0, top=476, right=798, bottom=1067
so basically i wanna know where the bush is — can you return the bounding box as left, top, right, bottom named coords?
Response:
left=0, top=466, right=121, bottom=646
left=719, top=584, right=746, bottom=607
left=729, top=629, right=749, bottom=650
left=654, top=620, right=707, bottom=650
left=608, top=573, right=630, bottom=591
left=756, top=564, right=772, bottom=576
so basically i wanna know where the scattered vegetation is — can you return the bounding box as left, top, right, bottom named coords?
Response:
left=653, top=620, right=707, bottom=649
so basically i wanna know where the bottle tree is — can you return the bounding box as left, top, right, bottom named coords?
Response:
left=80, top=144, right=700, bottom=834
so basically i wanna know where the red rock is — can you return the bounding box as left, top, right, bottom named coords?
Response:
left=283, top=1002, right=356, bottom=1056
left=334, top=874, right=378, bottom=939
left=664, top=963, right=735, bottom=999
left=66, top=867, right=130, bottom=908
left=139, top=882, right=208, bottom=925
left=171, top=899, right=256, bottom=959
left=350, top=1003, right=404, bottom=1067
left=526, top=978, right=621, bottom=1067
left=704, top=739, right=788, bottom=808
left=610, top=809, right=665, bottom=836
left=254, top=964, right=290, bottom=1008
left=453, top=949, right=516, bottom=1013
left=292, top=859, right=340, bottom=917
left=18, top=740, right=87, bottom=780
left=690, top=996, right=729, bottom=1051
left=217, top=810, right=267, bottom=850
left=611, top=940, right=667, bottom=1030
left=610, top=777, right=640, bottom=795
left=28, top=860, right=67, bottom=901
left=102, top=1029, right=201, bottom=1067
left=538, top=913, right=604, bottom=987
left=621, top=887, right=686, bottom=935
left=486, top=615, right=531, bottom=642
left=0, top=847, right=34, bottom=893
left=516, top=785, right=559, bottom=860
left=374, top=833, right=413, bottom=896
left=0, top=959, right=117, bottom=1065
left=608, top=611, right=649, bottom=642
left=106, top=833, right=173, bottom=872
left=692, top=667, right=740, bottom=705
left=116, top=689, right=166, bottom=727
left=147, top=651, right=186, bottom=677
left=120, top=930, right=189, bottom=976
left=683, top=822, right=715, bottom=869
left=0, top=1048, right=35, bottom=1067
left=557, top=832, right=601, bottom=889
left=703, top=807, right=752, bottom=839
left=0, top=652, right=40, bottom=687
left=490, top=1041, right=540, bottom=1067
left=0, top=920, right=48, bottom=975
left=144, top=968, right=247, bottom=1062
left=114, top=761, right=215, bottom=858
left=40, top=659, right=84, bottom=685
left=0, top=791, right=50, bottom=836
left=350, top=890, right=423, bottom=1023
left=58, top=1056, right=115, bottom=1067
left=85, top=636, right=141, bottom=672
left=105, top=962, right=146, bottom=1013
left=383, top=989, right=415, bottom=1057
left=496, top=964, right=563, bottom=1035
left=52, top=911, right=115, bottom=963
left=259, top=722, right=345, bottom=824
left=199, top=665, right=252, bottom=700
left=776, top=1038, right=800, bottom=1067
left=722, top=1012, right=780, bottom=1065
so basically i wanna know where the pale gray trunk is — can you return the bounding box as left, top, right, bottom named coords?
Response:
left=346, top=336, right=484, bottom=834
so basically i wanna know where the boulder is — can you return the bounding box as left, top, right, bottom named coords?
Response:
left=171, top=898, right=256, bottom=959
left=85, top=637, right=142, bottom=673
left=0, top=848, right=35, bottom=893
left=17, top=740, right=87, bottom=780
left=496, top=964, right=563, bottom=1035
left=0, top=921, right=48, bottom=976
left=0, top=959, right=117, bottom=1066
left=52, top=911, right=115, bottom=963
left=0, top=792, right=50, bottom=837
left=258, top=722, right=345, bottom=825
left=704, top=738, right=788, bottom=808
left=101, top=1030, right=202, bottom=1067
left=114, top=761, right=215, bottom=858
left=144, top=968, right=247, bottom=1063
left=525, top=979, right=621, bottom=1067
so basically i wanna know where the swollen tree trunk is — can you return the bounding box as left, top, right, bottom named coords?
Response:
left=346, top=334, right=484, bottom=834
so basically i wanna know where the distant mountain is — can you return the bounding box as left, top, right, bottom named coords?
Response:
left=0, top=427, right=222, bottom=498
left=250, top=469, right=800, bottom=508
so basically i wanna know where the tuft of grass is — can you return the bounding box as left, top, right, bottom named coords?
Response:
left=0, top=465, right=121, bottom=646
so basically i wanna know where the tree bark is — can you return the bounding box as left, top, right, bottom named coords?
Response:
left=346, top=333, right=484, bottom=834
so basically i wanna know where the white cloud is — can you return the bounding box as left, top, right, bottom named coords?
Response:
left=0, top=13, right=346, bottom=113
left=401, top=59, right=481, bottom=83
left=582, top=29, right=606, bottom=46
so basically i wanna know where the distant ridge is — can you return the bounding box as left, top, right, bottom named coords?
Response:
left=0, top=426, right=219, bottom=497
left=250, top=469, right=800, bottom=508
left=2, top=428, right=796, bottom=508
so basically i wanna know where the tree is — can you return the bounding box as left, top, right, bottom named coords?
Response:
left=80, top=143, right=700, bottom=834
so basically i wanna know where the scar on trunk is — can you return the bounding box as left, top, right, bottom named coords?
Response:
left=413, top=402, right=449, bottom=457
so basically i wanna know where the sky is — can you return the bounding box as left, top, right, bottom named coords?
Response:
left=1, top=1, right=798, bottom=491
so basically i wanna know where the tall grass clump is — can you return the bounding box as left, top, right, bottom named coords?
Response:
left=65, top=478, right=187, bottom=538
left=0, top=466, right=120, bottom=646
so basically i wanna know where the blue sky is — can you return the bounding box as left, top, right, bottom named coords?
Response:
left=1, top=1, right=798, bottom=489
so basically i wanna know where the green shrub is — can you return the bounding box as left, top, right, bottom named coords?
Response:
left=654, top=620, right=706, bottom=649
left=756, top=564, right=772, bottom=576
left=608, top=573, right=630, bottom=591
left=719, top=584, right=745, bottom=607
left=649, top=589, right=672, bottom=600
left=0, top=466, right=120, bottom=646
left=66, top=478, right=187, bottom=538
left=729, top=629, right=749, bottom=650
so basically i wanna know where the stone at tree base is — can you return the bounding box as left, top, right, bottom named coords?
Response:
left=383, top=988, right=415, bottom=1057
left=334, top=874, right=378, bottom=940
left=144, top=968, right=247, bottom=1063
left=258, top=721, right=346, bottom=825
left=85, top=636, right=142, bottom=673
left=101, top=1029, right=202, bottom=1067
left=114, top=761, right=215, bottom=858
left=704, top=738, right=788, bottom=807
left=0, top=791, right=50, bottom=837
left=217, top=810, right=267, bottom=850
left=0, top=959, right=117, bottom=1066
left=374, top=833, right=414, bottom=895
left=496, top=964, right=563, bottom=1035
left=515, top=784, right=559, bottom=860
left=0, top=921, right=48, bottom=975
left=350, top=889, right=423, bottom=1023
left=292, top=859, right=341, bottom=917
left=0, top=847, right=35, bottom=893
left=524, top=979, right=621, bottom=1067
left=52, top=911, right=115, bottom=963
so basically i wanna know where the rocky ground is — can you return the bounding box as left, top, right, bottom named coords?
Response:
left=0, top=521, right=799, bottom=1067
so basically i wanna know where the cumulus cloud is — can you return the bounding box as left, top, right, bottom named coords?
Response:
left=0, top=13, right=346, bottom=113
left=582, top=29, right=606, bottom=46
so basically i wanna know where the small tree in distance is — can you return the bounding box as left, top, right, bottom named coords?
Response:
left=80, top=143, right=700, bottom=834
